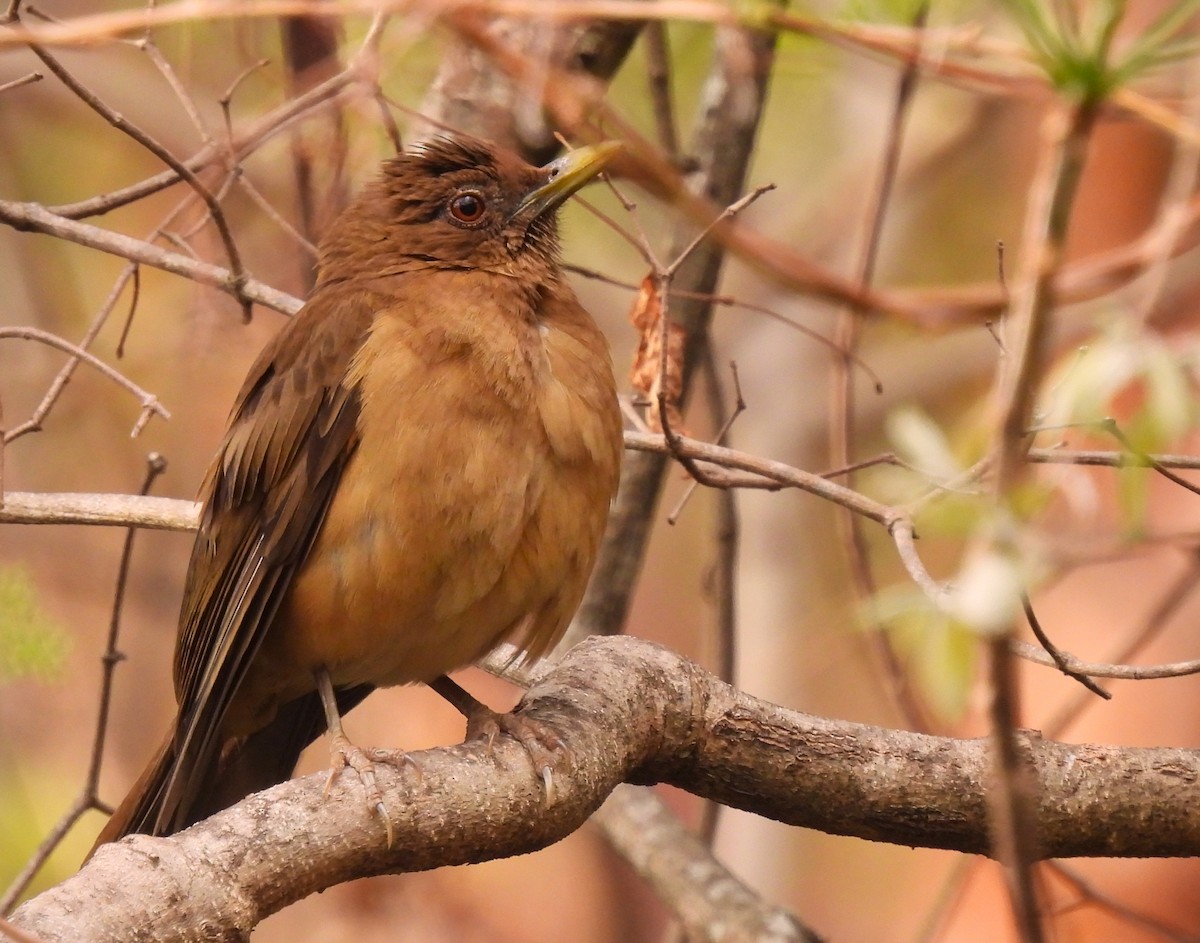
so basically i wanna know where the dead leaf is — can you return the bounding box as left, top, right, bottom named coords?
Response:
left=628, top=274, right=686, bottom=433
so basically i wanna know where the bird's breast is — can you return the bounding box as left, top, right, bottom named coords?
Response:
left=248, top=285, right=620, bottom=712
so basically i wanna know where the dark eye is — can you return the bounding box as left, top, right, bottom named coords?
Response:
left=449, top=192, right=486, bottom=224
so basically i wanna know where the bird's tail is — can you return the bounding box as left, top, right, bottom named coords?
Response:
left=89, top=728, right=179, bottom=854
left=88, top=684, right=374, bottom=860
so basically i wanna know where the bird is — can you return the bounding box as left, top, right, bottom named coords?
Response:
left=92, top=134, right=624, bottom=849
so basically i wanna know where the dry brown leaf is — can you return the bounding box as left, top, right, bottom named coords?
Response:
left=628, top=274, right=686, bottom=434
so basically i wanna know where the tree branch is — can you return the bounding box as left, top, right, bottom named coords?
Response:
left=11, top=635, right=1200, bottom=943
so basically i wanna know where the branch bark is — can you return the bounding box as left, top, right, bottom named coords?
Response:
left=11, top=636, right=1200, bottom=943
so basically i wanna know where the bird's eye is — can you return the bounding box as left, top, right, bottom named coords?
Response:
left=449, top=192, right=486, bottom=224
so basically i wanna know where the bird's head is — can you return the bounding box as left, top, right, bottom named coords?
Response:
left=317, top=135, right=620, bottom=285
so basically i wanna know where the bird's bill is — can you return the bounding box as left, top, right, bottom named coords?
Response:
left=515, top=141, right=623, bottom=219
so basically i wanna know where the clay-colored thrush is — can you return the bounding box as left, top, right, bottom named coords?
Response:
left=94, top=135, right=623, bottom=846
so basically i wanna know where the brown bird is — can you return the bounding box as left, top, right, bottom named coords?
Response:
left=94, top=135, right=623, bottom=847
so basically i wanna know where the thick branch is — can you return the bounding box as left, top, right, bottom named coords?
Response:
left=12, top=636, right=1200, bottom=943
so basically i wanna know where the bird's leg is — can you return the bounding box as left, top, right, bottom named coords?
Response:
left=429, top=675, right=563, bottom=805
left=315, top=666, right=395, bottom=844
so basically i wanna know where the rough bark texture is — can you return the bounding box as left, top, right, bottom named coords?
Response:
left=13, top=636, right=1200, bottom=943
left=415, top=6, right=642, bottom=163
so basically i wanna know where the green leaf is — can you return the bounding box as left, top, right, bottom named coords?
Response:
left=886, top=405, right=963, bottom=481
left=0, top=566, right=70, bottom=682
left=871, top=586, right=978, bottom=722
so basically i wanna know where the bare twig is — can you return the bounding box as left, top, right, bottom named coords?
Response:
left=24, top=40, right=254, bottom=320
left=828, top=0, right=929, bottom=732
left=1021, top=595, right=1110, bottom=699
left=0, top=328, right=170, bottom=441
left=0, top=200, right=302, bottom=315
left=642, top=20, right=681, bottom=163
left=0, top=492, right=197, bottom=530
left=667, top=360, right=745, bottom=524
left=0, top=455, right=167, bottom=913
left=1048, top=862, right=1197, bottom=943
left=1012, top=640, right=1200, bottom=683
left=0, top=71, right=41, bottom=94
left=983, top=89, right=1103, bottom=941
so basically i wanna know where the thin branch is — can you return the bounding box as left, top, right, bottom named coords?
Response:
left=1100, top=419, right=1200, bottom=498
left=890, top=518, right=946, bottom=604
left=3, top=268, right=139, bottom=447
left=623, top=431, right=899, bottom=527
left=1012, top=641, right=1200, bottom=683
left=666, top=359, right=745, bottom=524
left=0, top=455, right=167, bottom=913
left=828, top=0, right=928, bottom=733
left=24, top=40, right=254, bottom=320
left=1021, top=595, right=1110, bottom=699
left=50, top=63, right=361, bottom=220
left=595, top=786, right=821, bottom=943
left=0, top=71, right=41, bottom=94
left=0, top=328, right=170, bottom=441
left=1027, top=447, right=1200, bottom=469
left=0, top=492, right=197, bottom=530
left=0, top=199, right=302, bottom=315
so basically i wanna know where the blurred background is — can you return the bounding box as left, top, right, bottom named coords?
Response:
left=4, top=1, right=1200, bottom=940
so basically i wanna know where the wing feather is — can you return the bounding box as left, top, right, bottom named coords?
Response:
left=159, top=288, right=376, bottom=833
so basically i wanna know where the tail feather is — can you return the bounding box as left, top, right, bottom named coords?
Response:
left=189, top=683, right=373, bottom=823
left=88, top=684, right=373, bottom=859
left=89, top=730, right=180, bottom=854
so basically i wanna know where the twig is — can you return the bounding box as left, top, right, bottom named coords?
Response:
left=114, top=265, right=140, bottom=359
left=0, top=455, right=168, bottom=913
left=624, top=431, right=898, bottom=527
left=1048, top=862, right=1197, bottom=943
left=1045, top=550, right=1200, bottom=738
left=889, top=518, right=945, bottom=604
left=0, top=199, right=303, bottom=315
left=2, top=269, right=140, bottom=448
left=24, top=39, right=254, bottom=320
left=0, top=71, right=40, bottom=94
left=642, top=20, right=680, bottom=163
left=0, top=328, right=170, bottom=440
left=49, top=63, right=360, bottom=220
left=1027, top=447, right=1200, bottom=469
left=1012, top=640, right=1200, bottom=683
left=828, top=0, right=929, bottom=733
left=667, top=360, right=745, bottom=525
left=0, top=492, right=197, bottom=530
left=1100, top=419, right=1200, bottom=498
left=1021, top=595, right=1110, bottom=699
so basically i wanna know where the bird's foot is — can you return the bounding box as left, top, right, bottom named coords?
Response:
left=324, top=734, right=417, bottom=847
left=430, top=675, right=564, bottom=804
left=471, top=708, right=564, bottom=807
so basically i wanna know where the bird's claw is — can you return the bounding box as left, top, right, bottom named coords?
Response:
left=471, top=709, right=563, bottom=807
left=325, top=734, right=412, bottom=847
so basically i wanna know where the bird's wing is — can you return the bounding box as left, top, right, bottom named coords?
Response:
left=162, top=287, right=376, bottom=832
